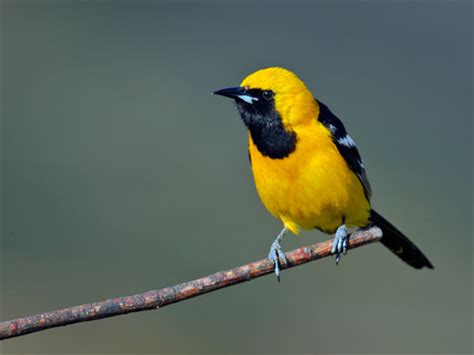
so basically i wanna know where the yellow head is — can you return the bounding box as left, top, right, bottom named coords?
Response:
left=214, top=67, right=318, bottom=158
left=242, top=67, right=317, bottom=127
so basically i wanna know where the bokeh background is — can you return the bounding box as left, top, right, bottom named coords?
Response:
left=1, top=0, right=472, bottom=353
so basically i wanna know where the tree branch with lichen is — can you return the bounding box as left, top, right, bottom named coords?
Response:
left=0, top=226, right=382, bottom=340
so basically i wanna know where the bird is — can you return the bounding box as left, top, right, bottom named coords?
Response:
left=213, top=67, right=433, bottom=279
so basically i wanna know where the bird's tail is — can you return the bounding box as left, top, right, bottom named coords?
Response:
left=370, top=209, right=434, bottom=269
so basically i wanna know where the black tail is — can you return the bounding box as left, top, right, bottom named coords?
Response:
left=370, top=209, right=434, bottom=269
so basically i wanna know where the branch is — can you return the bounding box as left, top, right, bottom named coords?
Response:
left=0, top=227, right=382, bottom=340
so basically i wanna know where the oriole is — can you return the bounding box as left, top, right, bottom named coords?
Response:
left=214, top=67, right=433, bottom=279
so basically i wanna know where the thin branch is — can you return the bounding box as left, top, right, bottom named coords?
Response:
left=0, top=227, right=382, bottom=340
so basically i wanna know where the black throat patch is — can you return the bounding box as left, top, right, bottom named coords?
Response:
left=236, top=89, right=296, bottom=159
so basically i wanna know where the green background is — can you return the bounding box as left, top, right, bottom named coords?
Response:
left=2, top=1, right=472, bottom=353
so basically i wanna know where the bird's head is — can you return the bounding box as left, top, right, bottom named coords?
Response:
left=213, top=67, right=318, bottom=131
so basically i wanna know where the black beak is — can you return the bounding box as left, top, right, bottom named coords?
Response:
left=213, top=86, right=246, bottom=100
left=213, top=86, right=259, bottom=105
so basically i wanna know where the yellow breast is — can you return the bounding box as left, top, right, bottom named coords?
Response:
left=248, top=121, right=371, bottom=235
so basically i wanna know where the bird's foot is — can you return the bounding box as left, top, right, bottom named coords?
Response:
left=267, top=228, right=288, bottom=281
left=331, top=224, right=348, bottom=264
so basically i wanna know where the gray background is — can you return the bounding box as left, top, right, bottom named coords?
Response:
left=1, top=0, right=472, bottom=353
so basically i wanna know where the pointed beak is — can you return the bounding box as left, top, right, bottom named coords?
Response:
left=213, top=86, right=245, bottom=99
left=213, top=86, right=258, bottom=104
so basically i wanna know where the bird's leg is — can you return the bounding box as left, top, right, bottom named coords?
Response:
left=267, top=227, right=288, bottom=281
left=331, top=224, right=348, bottom=264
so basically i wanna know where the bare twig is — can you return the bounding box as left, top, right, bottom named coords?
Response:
left=0, top=227, right=382, bottom=340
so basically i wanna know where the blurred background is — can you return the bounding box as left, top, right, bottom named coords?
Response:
left=1, top=0, right=472, bottom=353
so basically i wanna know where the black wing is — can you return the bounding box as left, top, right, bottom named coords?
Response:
left=316, top=99, right=372, bottom=200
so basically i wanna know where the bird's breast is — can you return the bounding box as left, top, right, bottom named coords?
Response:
left=247, top=123, right=370, bottom=234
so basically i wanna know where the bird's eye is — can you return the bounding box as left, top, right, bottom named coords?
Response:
left=262, top=90, right=274, bottom=100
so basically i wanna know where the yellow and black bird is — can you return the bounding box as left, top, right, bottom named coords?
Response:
left=214, top=67, right=433, bottom=278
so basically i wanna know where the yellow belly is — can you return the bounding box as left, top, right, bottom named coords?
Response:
left=248, top=122, right=371, bottom=235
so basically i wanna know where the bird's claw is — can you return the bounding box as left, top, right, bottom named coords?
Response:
left=268, top=237, right=288, bottom=281
left=331, top=224, right=348, bottom=264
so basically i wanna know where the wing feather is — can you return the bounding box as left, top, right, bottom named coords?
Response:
left=316, top=99, right=372, bottom=200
